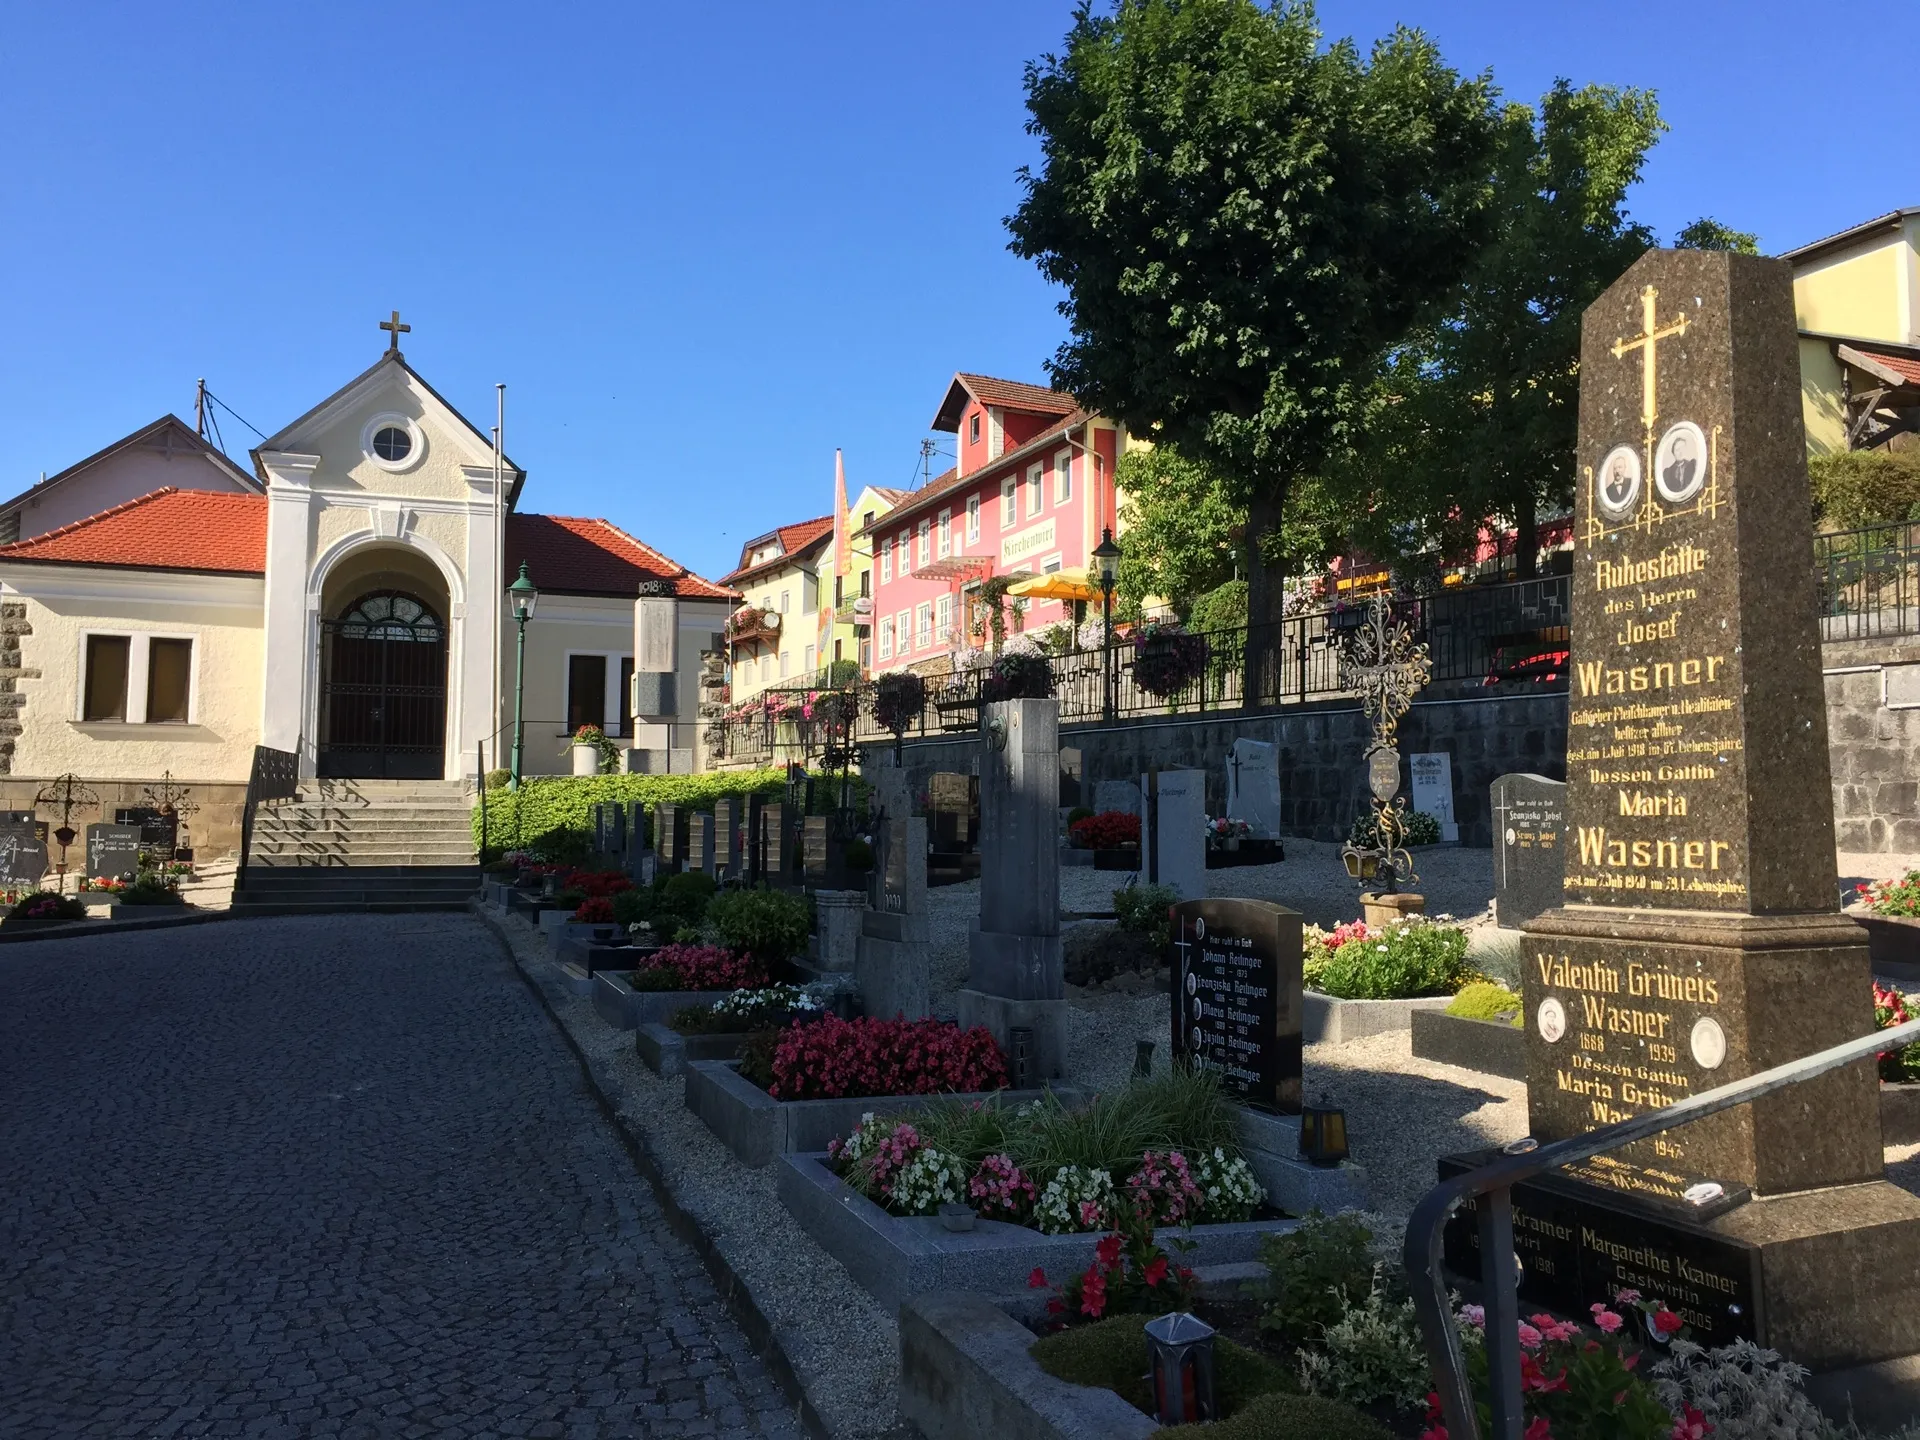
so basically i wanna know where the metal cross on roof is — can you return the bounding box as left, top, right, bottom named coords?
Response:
left=380, top=310, right=411, bottom=353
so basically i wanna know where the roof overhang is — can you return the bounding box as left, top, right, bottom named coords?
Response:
left=1782, top=208, right=1919, bottom=266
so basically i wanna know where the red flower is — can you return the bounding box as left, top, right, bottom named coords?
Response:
left=1094, top=1233, right=1125, bottom=1269
left=1142, top=1256, right=1169, bottom=1288
left=1653, top=1309, right=1684, bottom=1335
left=1671, top=1405, right=1709, bottom=1440
left=1027, top=1267, right=1048, bottom=1289
left=1524, top=1420, right=1553, bottom=1440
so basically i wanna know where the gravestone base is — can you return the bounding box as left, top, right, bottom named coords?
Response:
left=857, top=909, right=930, bottom=1021
left=1236, top=1107, right=1369, bottom=1214
left=954, top=990, right=1068, bottom=1083
left=813, top=889, right=864, bottom=972
left=1361, top=891, right=1425, bottom=927
left=965, top=925, right=1063, bottom=1001
left=1442, top=1151, right=1920, bottom=1370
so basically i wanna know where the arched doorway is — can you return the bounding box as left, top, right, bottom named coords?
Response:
left=317, top=590, right=448, bottom=778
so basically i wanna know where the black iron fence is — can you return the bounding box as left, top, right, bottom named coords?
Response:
left=705, top=530, right=1915, bottom=766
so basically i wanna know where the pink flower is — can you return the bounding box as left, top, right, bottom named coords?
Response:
left=1027, top=1267, right=1047, bottom=1289
left=1591, top=1307, right=1623, bottom=1334
left=1524, top=1420, right=1553, bottom=1440
left=1671, top=1405, right=1709, bottom=1440
left=1516, top=1323, right=1543, bottom=1351
left=1614, top=1288, right=1642, bottom=1305
left=1459, top=1304, right=1485, bottom=1329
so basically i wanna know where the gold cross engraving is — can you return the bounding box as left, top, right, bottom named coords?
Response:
left=1610, top=285, right=1688, bottom=438
left=380, top=309, right=411, bottom=353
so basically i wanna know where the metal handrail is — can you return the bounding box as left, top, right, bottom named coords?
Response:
left=1406, top=1014, right=1920, bottom=1440
left=233, top=744, right=299, bottom=893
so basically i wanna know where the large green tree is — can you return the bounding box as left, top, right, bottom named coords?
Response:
left=1675, top=217, right=1760, bottom=254
left=1008, top=0, right=1497, bottom=695
left=1343, top=82, right=1664, bottom=577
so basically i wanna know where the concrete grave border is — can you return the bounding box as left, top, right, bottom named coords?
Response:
left=635, top=1021, right=754, bottom=1079
left=1410, top=1009, right=1526, bottom=1079
left=779, top=1150, right=1298, bottom=1315
left=1303, top=990, right=1451, bottom=1044
left=591, top=971, right=736, bottom=1029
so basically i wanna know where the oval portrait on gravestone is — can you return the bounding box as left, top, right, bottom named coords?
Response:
left=1595, top=445, right=1642, bottom=520
left=1185, top=970, right=1198, bottom=997
left=1690, top=1016, right=1728, bottom=1070
left=1537, top=997, right=1567, bottom=1044
left=1655, top=421, right=1708, bottom=505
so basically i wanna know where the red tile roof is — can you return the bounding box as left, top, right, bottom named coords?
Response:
left=506, top=513, right=736, bottom=600
left=0, top=487, right=267, bottom=573
left=720, top=514, right=835, bottom=585
left=933, top=373, right=1078, bottom=432
left=1841, top=341, right=1920, bottom=388
left=860, top=407, right=1092, bottom=533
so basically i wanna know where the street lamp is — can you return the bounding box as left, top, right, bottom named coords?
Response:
left=508, top=561, right=539, bottom=789
left=1092, top=527, right=1121, bottom=721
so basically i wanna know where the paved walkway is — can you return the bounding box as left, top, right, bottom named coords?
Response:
left=0, top=914, right=802, bottom=1440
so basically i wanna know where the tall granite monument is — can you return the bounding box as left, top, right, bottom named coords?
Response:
left=1516, top=249, right=1920, bottom=1368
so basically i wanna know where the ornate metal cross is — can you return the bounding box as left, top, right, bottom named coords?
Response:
left=1338, top=598, right=1430, bottom=750
left=1609, top=284, right=1688, bottom=440
left=380, top=309, right=411, bottom=353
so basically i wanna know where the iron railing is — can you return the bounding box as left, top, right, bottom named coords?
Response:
left=234, top=743, right=299, bottom=892
left=1815, top=520, right=1920, bottom=642
left=1405, top=1014, right=1920, bottom=1440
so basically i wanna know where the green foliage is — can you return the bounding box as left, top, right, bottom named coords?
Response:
left=6, top=891, right=89, bottom=922
left=1305, top=918, right=1473, bottom=999
left=842, top=838, right=874, bottom=873
left=1112, top=882, right=1179, bottom=948
left=1809, top=449, right=1920, bottom=531
left=738, top=1027, right=780, bottom=1088
left=1113, top=447, right=1249, bottom=617
left=1031, top=1313, right=1299, bottom=1419
left=473, top=769, right=786, bottom=853
left=1188, top=580, right=1249, bottom=636
left=1296, top=1272, right=1432, bottom=1409
left=707, top=887, right=811, bottom=961
left=825, top=658, right=861, bottom=687
left=1257, top=1211, right=1378, bottom=1345
left=1161, top=1391, right=1390, bottom=1440
left=1009, top=0, right=1499, bottom=628
left=653, top=871, right=717, bottom=932
left=484, top=767, right=511, bottom=790
left=117, top=879, right=183, bottom=907
left=1675, top=216, right=1761, bottom=254
left=1349, top=807, right=1442, bottom=848
left=610, top=888, right=650, bottom=927
left=1065, top=806, right=1094, bottom=827
left=1342, top=82, right=1664, bottom=573
left=526, top=825, right=592, bottom=864
left=1446, top=980, right=1522, bottom=1024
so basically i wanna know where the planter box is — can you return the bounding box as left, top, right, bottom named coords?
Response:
left=1205, top=839, right=1285, bottom=870
left=687, top=1059, right=1076, bottom=1169
left=537, top=908, right=571, bottom=938
left=1091, top=848, right=1138, bottom=873
left=1411, top=1008, right=1525, bottom=1079
left=554, top=932, right=641, bottom=972
left=900, top=1292, right=1158, bottom=1440
left=1851, top=909, right=1920, bottom=982
left=1885, top=1083, right=1920, bottom=1146
left=548, top=919, right=620, bottom=958
left=590, top=971, right=736, bottom=1031
left=1058, top=847, right=1094, bottom=869
left=1303, top=990, right=1452, bottom=1044
left=635, top=1021, right=755, bottom=1079
left=780, top=1150, right=1296, bottom=1314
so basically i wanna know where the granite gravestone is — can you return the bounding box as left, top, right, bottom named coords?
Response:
left=1092, top=779, right=1140, bottom=818
left=1492, top=773, right=1567, bottom=929
left=1499, top=249, right=1920, bottom=1370
left=1142, top=768, right=1206, bottom=901
left=1225, top=739, right=1282, bottom=839
left=927, top=772, right=976, bottom=853
left=1169, top=897, right=1302, bottom=1113
left=688, top=813, right=715, bottom=876
left=654, top=804, right=687, bottom=873
left=1058, top=746, right=1083, bottom=809
left=1408, top=752, right=1459, bottom=842
left=857, top=764, right=931, bottom=1019
left=0, top=824, right=47, bottom=889
left=761, top=802, right=789, bottom=881
left=85, top=824, right=141, bottom=881
left=116, top=806, right=176, bottom=851
left=626, top=802, right=654, bottom=885
left=712, top=797, right=737, bottom=876
left=801, top=815, right=830, bottom=882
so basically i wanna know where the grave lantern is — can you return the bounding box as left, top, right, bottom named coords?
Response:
left=1144, top=1311, right=1216, bottom=1424
left=1299, top=1106, right=1348, bottom=1167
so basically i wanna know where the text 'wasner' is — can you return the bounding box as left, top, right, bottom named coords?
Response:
left=1576, top=829, right=1732, bottom=872
left=1577, top=656, right=1725, bottom=696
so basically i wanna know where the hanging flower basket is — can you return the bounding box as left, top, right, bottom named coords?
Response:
left=873, top=671, right=928, bottom=738
left=982, top=650, right=1054, bottom=702
left=1131, top=623, right=1209, bottom=698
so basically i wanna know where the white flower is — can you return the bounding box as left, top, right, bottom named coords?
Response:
left=1033, top=1166, right=1117, bottom=1234
left=891, top=1148, right=968, bottom=1216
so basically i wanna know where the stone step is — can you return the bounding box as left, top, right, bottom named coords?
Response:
left=252, top=821, right=475, bottom=837
left=239, top=864, right=478, bottom=880
left=250, top=853, right=477, bottom=868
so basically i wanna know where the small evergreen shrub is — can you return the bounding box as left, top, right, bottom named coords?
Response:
left=708, top=887, right=810, bottom=962
left=1257, top=1211, right=1376, bottom=1345
left=653, top=871, right=717, bottom=931
left=7, top=891, right=87, bottom=922
left=1112, top=882, right=1179, bottom=948
left=1446, top=980, right=1523, bottom=1024
left=1348, top=807, right=1442, bottom=848
left=1809, top=448, right=1920, bottom=529
left=1031, top=1312, right=1298, bottom=1419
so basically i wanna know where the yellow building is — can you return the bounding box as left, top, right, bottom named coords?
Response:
left=1785, top=207, right=1920, bottom=455
left=815, top=451, right=908, bottom=680
left=718, top=514, right=833, bottom=704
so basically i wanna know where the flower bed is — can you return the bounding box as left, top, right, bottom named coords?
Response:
left=1858, top=870, right=1920, bottom=917
left=668, top=982, right=821, bottom=1036
left=764, top=1015, right=1007, bottom=1100
left=631, top=942, right=769, bottom=992
left=1069, top=810, right=1140, bottom=850
left=1303, top=915, right=1472, bottom=1000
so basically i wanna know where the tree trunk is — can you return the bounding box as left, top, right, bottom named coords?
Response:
left=1242, top=485, right=1288, bottom=709
left=1514, top=494, right=1538, bottom=581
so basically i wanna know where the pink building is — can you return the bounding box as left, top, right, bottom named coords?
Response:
left=862, top=374, right=1121, bottom=673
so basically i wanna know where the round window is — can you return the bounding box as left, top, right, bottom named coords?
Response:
left=372, top=425, right=413, bottom=463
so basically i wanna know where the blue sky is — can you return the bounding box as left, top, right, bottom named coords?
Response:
left=0, top=1, right=1901, bottom=583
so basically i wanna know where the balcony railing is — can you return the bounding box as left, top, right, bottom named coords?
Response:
left=1815, top=520, right=1920, bottom=641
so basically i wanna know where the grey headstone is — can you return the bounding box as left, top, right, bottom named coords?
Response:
left=713, top=797, right=737, bottom=873
left=1491, top=772, right=1565, bottom=928
left=1409, top=751, right=1459, bottom=842
left=0, top=825, right=48, bottom=889
left=1225, top=738, right=1282, bottom=839
left=1143, top=768, right=1206, bottom=901
left=1093, top=779, right=1140, bottom=818
left=85, top=824, right=142, bottom=881
left=688, top=813, right=714, bottom=875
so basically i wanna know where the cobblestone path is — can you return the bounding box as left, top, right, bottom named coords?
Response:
left=0, top=914, right=804, bottom=1439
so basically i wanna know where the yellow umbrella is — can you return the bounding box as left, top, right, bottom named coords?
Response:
left=1006, top=567, right=1102, bottom=603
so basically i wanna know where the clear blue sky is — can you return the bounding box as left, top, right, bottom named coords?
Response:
left=0, top=1, right=1900, bottom=584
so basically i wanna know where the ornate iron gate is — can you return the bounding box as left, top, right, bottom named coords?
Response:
left=317, top=592, right=447, bottom=779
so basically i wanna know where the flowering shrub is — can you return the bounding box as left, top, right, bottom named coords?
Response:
left=7, top=891, right=87, bottom=922
left=1299, top=1270, right=1436, bottom=1410
left=1034, top=1165, right=1118, bottom=1234
left=968, top=1153, right=1037, bottom=1223
left=1350, top=806, right=1443, bottom=848
left=1305, top=915, right=1473, bottom=1000
left=872, top=671, right=927, bottom=737
left=1206, top=816, right=1253, bottom=844
left=1857, top=869, right=1920, bottom=916
left=1423, top=1296, right=1684, bottom=1440
left=81, top=876, right=130, bottom=893
left=983, top=650, right=1054, bottom=701
left=631, top=943, right=768, bottom=992
left=891, top=1147, right=969, bottom=1215
left=572, top=895, right=616, bottom=923
left=551, top=867, right=633, bottom=900
left=1070, top=810, right=1140, bottom=850
left=766, top=1015, right=1008, bottom=1100
left=572, top=724, right=607, bottom=745
left=1875, top=981, right=1920, bottom=1082
left=1193, top=1148, right=1264, bottom=1222
left=1125, top=1149, right=1204, bottom=1225
left=670, top=983, right=823, bottom=1035
left=1131, top=622, right=1209, bottom=698
left=1029, top=1209, right=1197, bottom=1323
left=1651, top=1337, right=1830, bottom=1439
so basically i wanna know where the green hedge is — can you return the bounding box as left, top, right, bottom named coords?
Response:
left=473, top=769, right=787, bottom=854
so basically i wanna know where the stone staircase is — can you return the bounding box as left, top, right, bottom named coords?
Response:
left=232, top=779, right=480, bottom=913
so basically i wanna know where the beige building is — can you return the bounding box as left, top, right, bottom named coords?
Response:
left=1786, top=207, right=1920, bottom=455
left=719, top=515, right=832, bottom=702
left=0, top=333, right=735, bottom=854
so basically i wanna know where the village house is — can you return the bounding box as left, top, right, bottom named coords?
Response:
left=1788, top=206, right=1920, bottom=454
left=719, top=513, right=834, bottom=703
left=0, top=323, right=735, bottom=855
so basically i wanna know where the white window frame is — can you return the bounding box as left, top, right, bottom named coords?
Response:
left=917, top=519, right=930, bottom=565
left=878, top=623, right=893, bottom=661
left=898, top=529, right=912, bottom=574
left=969, top=412, right=980, bottom=445
left=1027, top=463, right=1044, bottom=517
left=966, top=495, right=981, bottom=544
left=880, top=539, right=891, bottom=584
left=937, top=508, right=952, bottom=559
left=804, top=644, right=815, bottom=674
left=935, top=594, right=953, bottom=642
left=779, top=649, right=790, bottom=678
left=1054, top=448, right=1073, bottom=504
left=915, top=602, right=933, bottom=649
left=896, top=610, right=911, bottom=654
left=76, top=629, right=201, bottom=725
left=779, top=588, right=790, bottom=613
left=1041, top=553, right=1064, bottom=574
left=1001, top=476, right=1017, bottom=528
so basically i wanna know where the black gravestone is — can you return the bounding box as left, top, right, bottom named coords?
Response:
left=713, top=797, right=737, bottom=873
left=0, top=825, right=48, bottom=889
left=762, top=802, right=788, bottom=879
left=1168, top=897, right=1303, bottom=1115
left=1491, top=773, right=1567, bottom=928
left=85, top=824, right=142, bottom=881
left=116, top=806, right=176, bottom=851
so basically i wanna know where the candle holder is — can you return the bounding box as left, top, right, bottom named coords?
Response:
left=1144, top=1311, right=1216, bottom=1424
